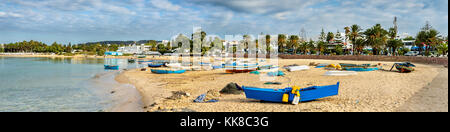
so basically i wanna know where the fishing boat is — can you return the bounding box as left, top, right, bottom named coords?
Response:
left=137, top=55, right=146, bottom=58
left=225, top=66, right=258, bottom=73
left=164, top=63, right=182, bottom=68
left=128, top=59, right=136, bottom=63
left=243, top=82, right=340, bottom=103
left=343, top=67, right=379, bottom=72
left=148, top=63, right=165, bottom=67
left=285, top=65, right=309, bottom=72
left=224, top=61, right=258, bottom=73
left=138, top=60, right=153, bottom=63
left=151, top=69, right=186, bottom=74
left=104, top=65, right=119, bottom=70
left=339, top=63, right=371, bottom=67
left=391, top=62, right=416, bottom=73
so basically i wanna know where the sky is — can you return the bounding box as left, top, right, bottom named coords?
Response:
left=0, top=0, right=448, bottom=44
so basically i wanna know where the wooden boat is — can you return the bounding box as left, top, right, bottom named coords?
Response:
left=339, top=63, right=371, bottom=68
left=128, top=59, right=136, bottom=63
left=391, top=62, right=416, bottom=73
left=151, top=69, right=186, bottom=74
left=243, top=82, right=340, bottom=103
left=343, top=67, right=379, bottom=72
left=224, top=61, right=258, bottom=73
left=104, top=65, right=119, bottom=70
left=138, top=60, right=153, bottom=63
left=225, top=66, right=258, bottom=73
left=148, top=63, right=165, bottom=67
left=285, top=65, right=309, bottom=72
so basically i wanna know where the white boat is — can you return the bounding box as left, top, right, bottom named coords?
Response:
left=324, top=71, right=357, bottom=76
left=285, top=65, right=310, bottom=72
left=165, top=63, right=182, bottom=68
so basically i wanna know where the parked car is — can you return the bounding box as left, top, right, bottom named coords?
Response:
left=405, top=51, right=419, bottom=56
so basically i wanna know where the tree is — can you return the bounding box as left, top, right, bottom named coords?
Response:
left=278, top=34, right=287, bottom=53
left=387, top=39, right=403, bottom=56
left=335, top=30, right=343, bottom=43
left=319, top=28, right=326, bottom=42
left=403, top=36, right=415, bottom=41
left=415, top=22, right=440, bottom=56
left=288, top=35, right=300, bottom=54
left=317, top=41, right=326, bottom=55
left=326, top=32, right=334, bottom=43
left=349, top=24, right=362, bottom=54
left=344, top=26, right=350, bottom=45
left=265, top=35, right=271, bottom=54
left=354, top=38, right=365, bottom=55
left=436, top=41, right=448, bottom=56
left=364, top=24, right=388, bottom=55
left=307, top=39, right=315, bottom=54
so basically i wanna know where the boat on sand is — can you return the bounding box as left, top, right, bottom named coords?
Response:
left=151, top=69, right=186, bottom=74
left=242, top=82, right=340, bottom=103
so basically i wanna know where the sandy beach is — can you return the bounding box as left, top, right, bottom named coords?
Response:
left=115, top=57, right=448, bottom=112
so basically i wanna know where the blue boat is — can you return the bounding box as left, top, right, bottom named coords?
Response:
left=104, top=65, right=119, bottom=70
left=243, top=82, right=340, bottom=103
left=138, top=60, right=153, bottom=63
left=343, top=67, right=379, bottom=72
left=148, top=63, right=165, bottom=67
left=151, top=69, right=186, bottom=74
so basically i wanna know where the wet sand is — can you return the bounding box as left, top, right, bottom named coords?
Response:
left=118, top=58, right=447, bottom=112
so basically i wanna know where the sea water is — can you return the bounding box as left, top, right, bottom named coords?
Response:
left=0, top=57, right=143, bottom=112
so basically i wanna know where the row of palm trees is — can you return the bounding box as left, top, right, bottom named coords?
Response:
left=265, top=22, right=447, bottom=56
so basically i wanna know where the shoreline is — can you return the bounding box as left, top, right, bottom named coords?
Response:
left=116, top=58, right=447, bottom=112
left=4, top=54, right=447, bottom=112
left=114, top=68, right=172, bottom=112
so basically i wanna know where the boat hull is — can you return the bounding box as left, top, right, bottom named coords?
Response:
left=148, top=63, right=165, bottom=67
left=151, top=69, right=186, bottom=74
left=225, top=68, right=257, bottom=73
left=343, top=67, right=378, bottom=72
left=243, top=82, right=340, bottom=102
left=104, top=65, right=119, bottom=70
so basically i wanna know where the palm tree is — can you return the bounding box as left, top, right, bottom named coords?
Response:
left=307, top=39, right=315, bottom=54
left=265, top=35, right=271, bottom=54
left=415, top=22, right=440, bottom=56
left=288, top=35, right=300, bottom=54
left=349, top=24, right=362, bottom=54
left=387, top=39, right=403, bottom=56
left=278, top=34, right=287, bottom=53
left=364, top=24, right=388, bottom=55
left=354, top=38, right=365, bottom=54
left=386, top=27, right=400, bottom=55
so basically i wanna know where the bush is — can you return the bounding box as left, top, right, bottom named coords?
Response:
left=122, top=53, right=133, bottom=56
left=63, top=53, right=74, bottom=56
left=398, top=48, right=410, bottom=55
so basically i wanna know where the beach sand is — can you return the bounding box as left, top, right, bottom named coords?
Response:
left=116, top=58, right=447, bottom=112
left=396, top=68, right=448, bottom=112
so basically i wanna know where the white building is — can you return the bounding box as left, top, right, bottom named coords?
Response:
left=117, top=44, right=151, bottom=54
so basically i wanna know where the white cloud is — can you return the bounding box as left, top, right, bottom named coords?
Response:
left=0, top=12, right=24, bottom=18
left=150, top=0, right=181, bottom=11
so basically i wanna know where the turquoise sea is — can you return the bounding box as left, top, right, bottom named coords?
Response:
left=0, top=57, right=142, bottom=112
